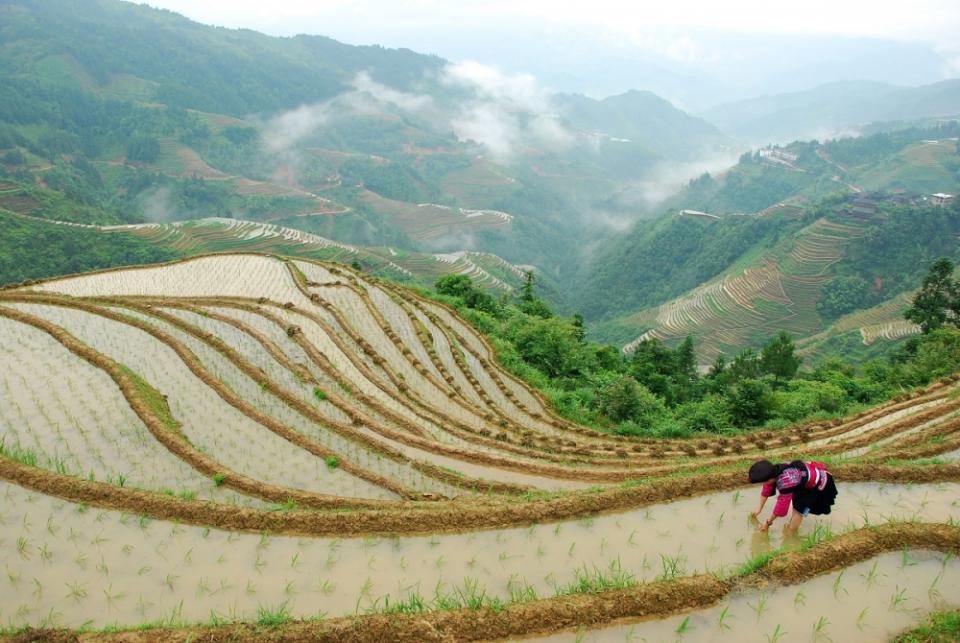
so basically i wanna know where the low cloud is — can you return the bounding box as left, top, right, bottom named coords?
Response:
left=261, top=103, right=333, bottom=155
left=441, top=61, right=573, bottom=161
left=260, top=72, right=433, bottom=158
left=137, top=185, right=178, bottom=222
left=622, top=149, right=743, bottom=208
left=260, top=62, right=574, bottom=167
left=351, top=71, right=434, bottom=113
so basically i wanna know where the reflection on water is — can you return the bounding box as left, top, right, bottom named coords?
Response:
left=535, top=551, right=960, bottom=642
left=1, top=480, right=958, bottom=628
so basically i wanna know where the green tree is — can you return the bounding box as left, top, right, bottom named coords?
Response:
left=516, top=270, right=553, bottom=318
left=507, top=316, right=582, bottom=378
left=596, top=376, right=645, bottom=422
left=729, top=348, right=761, bottom=381
left=817, top=276, right=871, bottom=319
left=760, top=330, right=802, bottom=381
left=520, top=270, right=536, bottom=302
left=435, top=274, right=499, bottom=315
left=904, top=258, right=959, bottom=332
left=125, top=135, right=160, bottom=163
left=728, top=378, right=776, bottom=426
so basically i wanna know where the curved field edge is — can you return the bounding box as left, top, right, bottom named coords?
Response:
left=3, top=454, right=959, bottom=537
left=6, top=279, right=960, bottom=469
left=4, top=523, right=957, bottom=643
left=5, top=251, right=959, bottom=454
left=0, top=303, right=403, bottom=508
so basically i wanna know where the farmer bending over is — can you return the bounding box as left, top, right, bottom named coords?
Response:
left=749, top=459, right=837, bottom=532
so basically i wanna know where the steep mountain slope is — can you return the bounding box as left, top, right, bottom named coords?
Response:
left=0, top=204, right=538, bottom=294
left=556, top=90, right=726, bottom=161
left=578, top=124, right=960, bottom=327
left=0, top=0, right=731, bottom=280
left=704, top=79, right=960, bottom=144
left=593, top=200, right=960, bottom=366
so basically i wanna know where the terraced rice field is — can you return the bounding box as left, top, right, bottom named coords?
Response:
left=2, top=253, right=959, bottom=641
left=359, top=190, right=513, bottom=244
left=620, top=217, right=905, bottom=364
left=4, top=210, right=523, bottom=292
left=796, top=291, right=922, bottom=362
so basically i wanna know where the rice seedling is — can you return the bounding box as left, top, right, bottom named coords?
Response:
left=832, top=569, right=847, bottom=597
left=861, top=559, right=880, bottom=587
left=889, top=586, right=909, bottom=611
left=749, top=592, right=770, bottom=620
left=657, top=553, right=687, bottom=581
left=811, top=616, right=831, bottom=641
left=900, top=547, right=917, bottom=568
left=717, top=604, right=733, bottom=630
left=16, top=536, right=31, bottom=560
left=256, top=602, right=291, bottom=627
left=765, top=624, right=786, bottom=642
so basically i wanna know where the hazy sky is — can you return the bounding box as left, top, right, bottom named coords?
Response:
left=145, top=0, right=960, bottom=53
left=142, top=0, right=960, bottom=106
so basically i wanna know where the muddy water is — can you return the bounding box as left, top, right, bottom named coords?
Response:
left=534, top=551, right=960, bottom=642
left=806, top=398, right=948, bottom=450
left=2, top=481, right=957, bottom=629
left=938, top=448, right=960, bottom=461
left=842, top=411, right=960, bottom=458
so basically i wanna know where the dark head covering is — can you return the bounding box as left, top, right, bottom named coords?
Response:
left=749, top=459, right=777, bottom=483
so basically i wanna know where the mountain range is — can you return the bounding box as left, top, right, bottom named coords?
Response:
left=2, top=0, right=960, bottom=366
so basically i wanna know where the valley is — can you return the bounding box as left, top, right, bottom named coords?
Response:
left=2, top=1, right=960, bottom=640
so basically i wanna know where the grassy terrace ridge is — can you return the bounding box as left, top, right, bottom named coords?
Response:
left=1, top=253, right=960, bottom=639
left=894, top=610, right=960, bottom=642
left=1, top=523, right=957, bottom=642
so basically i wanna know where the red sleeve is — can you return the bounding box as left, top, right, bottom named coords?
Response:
left=760, top=481, right=775, bottom=498
left=773, top=493, right=792, bottom=517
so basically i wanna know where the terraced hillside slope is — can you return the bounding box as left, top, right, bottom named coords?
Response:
left=0, top=208, right=530, bottom=295
left=0, top=0, right=731, bottom=279
left=2, top=253, right=960, bottom=641
left=601, top=191, right=960, bottom=366
left=618, top=217, right=897, bottom=363
left=578, top=125, right=960, bottom=343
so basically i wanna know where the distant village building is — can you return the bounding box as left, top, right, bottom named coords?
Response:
left=930, top=193, right=955, bottom=208
left=758, top=147, right=799, bottom=165
left=832, top=191, right=921, bottom=220
left=679, top=209, right=720, bottom=220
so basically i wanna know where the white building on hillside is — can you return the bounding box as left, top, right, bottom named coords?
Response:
left=930, top=193, right=955, bottom=207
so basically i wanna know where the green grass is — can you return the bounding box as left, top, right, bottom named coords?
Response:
left=730, top=548, right=782, bottom=578
left=120, top=366, right=184, bottom=437
left=893, top=609, right=960, bottom=642
left=256, top=602, right=292, bottom=627
left=555, top=559, right=636, bottom=595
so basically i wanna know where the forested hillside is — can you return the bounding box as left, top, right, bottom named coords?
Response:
left=0, top=0, right=729, bottom=281
left=588, top=197, right=960, bottom=367
left=578, top=124, right=960, bottom=326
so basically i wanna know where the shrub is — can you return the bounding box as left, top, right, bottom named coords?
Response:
left=325, top=456, right=339, bottom=470
left=675, top=395, right=733, bottom=433
left=728, top=377, right=776, bottom=427
left=212, top=472, right=227, bottom=487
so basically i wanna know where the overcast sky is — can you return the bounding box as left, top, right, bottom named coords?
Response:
left=141, top=0, right=960, bottom=106
left=144, top=0, right=960, bottom=51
